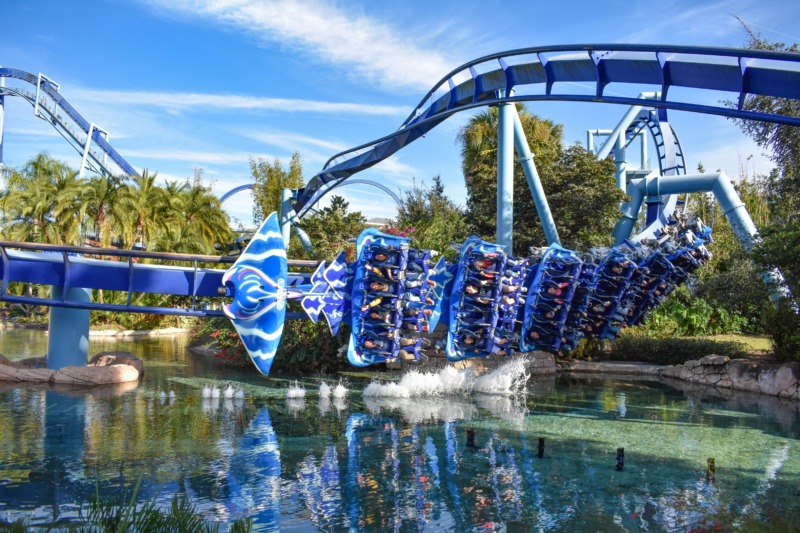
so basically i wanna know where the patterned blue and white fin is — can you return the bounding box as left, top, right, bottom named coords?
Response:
left=323, top=251, right=349, bottom=295
left=423, top=256, right=450, bottom=331
left=222, top=213, right=287, bottom=375
left=301, top=261, right=328, bottom=324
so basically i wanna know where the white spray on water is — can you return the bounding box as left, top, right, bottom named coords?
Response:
left=319, top=382, right=332, bottom=399
left=363, top=358, right=529, bottom=398
left=286, top=381, right=306, bottom=399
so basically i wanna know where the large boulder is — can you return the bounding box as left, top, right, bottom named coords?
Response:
left=727, top=359, right=761, bottom=393
left=51, top=365, right=140, bottom=385
left=89, top=352, right=144, bottom=374
left=758, top=363, right=800, bottom=397
left=0, top=365, right=56, bottom=382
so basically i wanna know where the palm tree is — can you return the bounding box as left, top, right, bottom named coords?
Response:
left=0, top=153, right=89, bottom=245
left=118, top=169, right=166, bottom=250
left=85, top=174, right=126, bottom=247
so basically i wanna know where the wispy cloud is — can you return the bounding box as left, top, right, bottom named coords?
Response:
left=122, top=148, right=274, bottom=165
left=70, top=87, right=408, bottom=116
left=143, top=0, right=458, bottom=91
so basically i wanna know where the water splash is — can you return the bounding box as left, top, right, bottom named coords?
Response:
left=286, top=381, right=306, bottom=399
left=332, top=382, right=348, bottom=399
left=319, top=382, right=332, bottom=399
left=363, top=358, right=529, bottom=398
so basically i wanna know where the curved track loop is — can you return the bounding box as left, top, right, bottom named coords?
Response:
left=296, top=44, right=800, bottom=218
left=220, top=179, right=402, bottom=207
left=0, top=68, right=138, bottom=178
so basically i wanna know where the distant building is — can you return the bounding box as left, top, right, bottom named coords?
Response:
left=366, top=217, right=391, bottom=229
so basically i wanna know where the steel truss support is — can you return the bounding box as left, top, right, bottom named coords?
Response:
left=614, top=172, right=789, bottom=302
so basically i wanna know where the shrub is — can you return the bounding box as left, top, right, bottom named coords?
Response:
left=763, top=300, right=800, bottom=362
left=599, top=336, right=747, bottom=365
left=190, top=314, right=348, bottom=374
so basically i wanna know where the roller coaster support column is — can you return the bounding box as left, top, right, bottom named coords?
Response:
left=280, top=188, right=293, bottom=246
left=46, top=287, right=91, bottom=369
left=279, top=189, right=313, bottom=251
left=0, top=68, right=4, bottom=173
left=497, top=98, right=514, bottom=251
left=615, top=172, right=789, bottom=302
left=512, top=106, right=560, bottom=246
left=596, top=93, right=659, bottom=190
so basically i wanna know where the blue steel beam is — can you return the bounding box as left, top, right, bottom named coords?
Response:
left=295, top=44, right=800, bottom=218
left=0, top=68, right=138, bottom=178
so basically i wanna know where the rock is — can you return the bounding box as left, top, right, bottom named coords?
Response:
left=684, top=360, right=699, bottom=370
left=0, top=366, right=55, bottom=382
left=679, top=366, right=692, bottom=380
left=11, top=356, right=47, bottom=369
left=699, top=355, right=730, bottom=366
left=89, top=352, right=144, bottom=374
left=0, top=354, right=9, bottom=365
left=728, top=360, right=761, bottom=393
left=718, top=378, right=732, bottom=388
left=51, top=365, right=140, bottom=385
left=661, top=365, right=681, bottom=379
left=759, top=363, right=800, bottom=397
left=706, top=373, right=721, bottom=385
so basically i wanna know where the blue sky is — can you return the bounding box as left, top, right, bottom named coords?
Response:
left=2, top=0, right=799, bottom=227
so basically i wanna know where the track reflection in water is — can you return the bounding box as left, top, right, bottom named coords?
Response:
left=0, top=334, right=799, bottom=531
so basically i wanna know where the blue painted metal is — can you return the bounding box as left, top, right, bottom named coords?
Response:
left=222, top=213, right=290, bottom=375
left=219, top=183, right=254, bottom=204
left=621, top=172, right=789, bottom=301
left=497, top=101, right=514, bottom=250
left=280, top=188, right=293, bottom=247
left=512, top=106, right=560, bottom=246
left=446, top=236, right=506, bottom=362
left=294, top=44, right=800, bottom=218
left=0, top=68, right=138, bottom=178
left=46, top=286, right=91, bottom=369
left=348, top=228, right=411, bottom=367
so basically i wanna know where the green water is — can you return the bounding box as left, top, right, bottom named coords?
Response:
left=0, top=330, right=798, bottom=531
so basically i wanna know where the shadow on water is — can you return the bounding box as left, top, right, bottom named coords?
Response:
left=0, top=330, right=799, bottom=531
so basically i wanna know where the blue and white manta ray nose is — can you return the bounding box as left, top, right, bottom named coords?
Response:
left=223, top=266, right=286, bottom=321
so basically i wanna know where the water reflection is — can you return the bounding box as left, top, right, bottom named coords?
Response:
left=1, top=331, right=799, bottom=530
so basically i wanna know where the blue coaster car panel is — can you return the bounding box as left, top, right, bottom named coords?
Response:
left=581, top=246, right=636, bottom=340
left=222, top=213, right=290, bottom=376
left=560, top=255, right=597, bottom=351
left=422, top=256, right=450, bottom=332
left=446, top=236, right=507, bottom=362
left=496, top=256, right=529, bottom=334
left=348, top=228, right=411, bottom=367
left=520, top=245, right=582, bottom=353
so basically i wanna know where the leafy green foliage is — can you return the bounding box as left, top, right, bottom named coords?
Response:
left=603, top=336, right=747, bottom=365
left=250, top=151, right=305, bottom=226
left=391, top=177, right=469, bottom=260
left=73, top=477, right=252, bottom=532
left=762, top=300, right=800, bottom=362
left=191, top=314, right=348, bottom=374
left=274, top=316, right=348, bottom=374
left=633, top=286, right=749, bottom=338
left=293, top=195, right=367, bottom=260
left=458, top=105, right=624, bottom=255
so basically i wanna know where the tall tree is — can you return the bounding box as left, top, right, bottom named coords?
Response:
left=0, top=153, right=88, bottom=245
left=85, top=175, right=125, bottom=247
left=458, top=105, right=623, bottom=255
left=728, top=27, right=800, bottom=217
left=294, top=194, right=366, bottom=260
left=250, top=151, right=305, bottom=225
left=392, top=177, right=469, bottom=260
left=118, top=169, right=166, bottom=250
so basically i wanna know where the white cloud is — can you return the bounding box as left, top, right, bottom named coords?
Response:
left=70, top=87, right=408, bottom=116
left=122, top=148, right=274, bottom=165
left=144, top=0, right=458, bottom=91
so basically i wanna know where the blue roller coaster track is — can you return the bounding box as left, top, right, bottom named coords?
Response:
left=293, top=44, right=800, bottom=218
left=0, top=68, right=138, bottom=178
left=1, top=43, right=798, bottom=374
